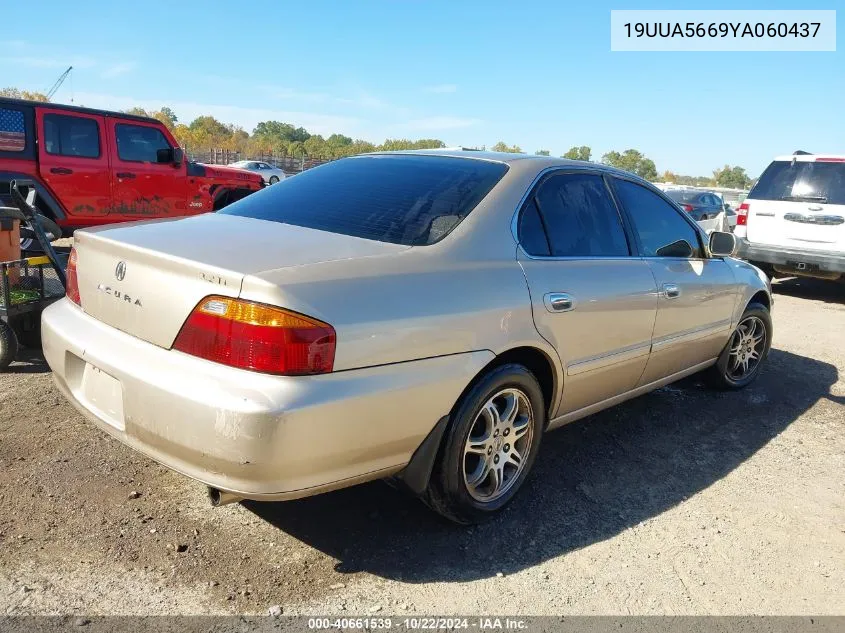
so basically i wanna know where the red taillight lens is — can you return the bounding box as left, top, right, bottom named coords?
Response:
left=172, top=296, right=335, bottom=375
left=682, top=204, right=694, bottom=212
left=65, top=247, right=81, bottom=306
left=736, top=202, right=749, bottom=226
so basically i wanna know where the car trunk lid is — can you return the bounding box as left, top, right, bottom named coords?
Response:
left=73, top=213, right=409, bottom=348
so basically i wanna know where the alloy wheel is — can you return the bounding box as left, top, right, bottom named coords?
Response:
left=462, top=388, right=534, bottom=503
left=727, top=315, right=767, bottom=381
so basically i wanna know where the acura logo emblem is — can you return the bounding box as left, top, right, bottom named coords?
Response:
left=115, top=261, right=127, bottom=281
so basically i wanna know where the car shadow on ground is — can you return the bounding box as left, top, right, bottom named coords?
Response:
left=4, top=347, right=50, bottom=374
left=246, top=347, right=841, bottom=583
left=773, top=277, right=844, bottom=304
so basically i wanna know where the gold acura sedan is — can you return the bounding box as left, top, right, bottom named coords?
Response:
left=42, top=150, right=772, bottom=523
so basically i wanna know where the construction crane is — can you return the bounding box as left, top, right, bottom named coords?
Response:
left=46, top=66, right=72, bottom=101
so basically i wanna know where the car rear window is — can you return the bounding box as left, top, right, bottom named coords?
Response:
left=220, top=154, right=508, bottom=246
left=749, top=160, right=845, bottom=205
left=665, top=190, right=700, bottom=203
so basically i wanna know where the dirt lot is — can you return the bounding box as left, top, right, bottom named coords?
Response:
left=1, top=278, right=843, bottom=616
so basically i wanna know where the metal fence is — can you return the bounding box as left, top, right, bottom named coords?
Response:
left=654, top=183, right=749, bottom=206
left=186, top=149, right=331, bottom=174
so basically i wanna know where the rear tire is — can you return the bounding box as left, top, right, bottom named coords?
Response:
left=706, top=302, right=772, bottom=390
left=423, top=363, right=545, bottom=524
left=269, top=176, right=280, bottom=185
left=0, top=320, right=19, bottom=370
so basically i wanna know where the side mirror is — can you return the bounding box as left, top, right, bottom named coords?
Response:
left=709, top=231, right=737, bottom=257
left=656, top=239, right=694, bottom=258
left=156, top=147, right=184, bottom=166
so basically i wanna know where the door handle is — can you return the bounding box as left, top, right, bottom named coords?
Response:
left=50, top=167, right=73, bottom=175
left=808, top=205, right=823, bottom=211
left=662, top=283, right=681, bottom=299
left=544, top=292, right=575, bottom=313
left=116, top=172, right=136, bottom=179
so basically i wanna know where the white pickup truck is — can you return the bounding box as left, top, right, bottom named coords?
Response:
left=737, top=153, right=845, bottom=283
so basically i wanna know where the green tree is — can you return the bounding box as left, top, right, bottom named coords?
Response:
left=491, top=141, right=523, bottom=153
left=601, top=149, right=658, bottom=180
left=303, top=134, right=328, bottom=159
left=534, top=149, right=551, bottom=156
left=713, top=165, right=752, bottom=190
left=0, top=87, right=50, bottom=102
left=252, top=121, right=311, bottom=147
left=153, top=107, right=178, bottom=130
left=562, top=145, right=592, bottom=161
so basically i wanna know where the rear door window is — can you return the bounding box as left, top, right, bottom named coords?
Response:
left=221, top=155, right=508, bottom=246
left=43, top=114, right=100, bottom=158
left=0, top=107, right=26, bottom=152
left=531, top=173, right=629, bottom=257
left=749, top=160, right=845, bottom=205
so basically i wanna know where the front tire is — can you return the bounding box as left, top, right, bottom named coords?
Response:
left=424, top=363, right=545, bottom=524
left=707, top=302, right=772, bottom=389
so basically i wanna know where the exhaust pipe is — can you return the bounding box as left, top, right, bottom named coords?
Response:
left=207, top=487, right=242, bottom=507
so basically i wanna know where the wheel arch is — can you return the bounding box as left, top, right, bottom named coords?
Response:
left=398, top=345, right=559, bottom=495
left=749, top=290, right=770, bottom=311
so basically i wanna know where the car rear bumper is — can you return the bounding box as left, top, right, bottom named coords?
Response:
left=739, top=240, right=845, bottom=276
left=42, top=298, right=493, bottom=500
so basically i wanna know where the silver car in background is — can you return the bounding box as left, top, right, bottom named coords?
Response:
left=41, top=151, right=772, bottom=524
left=229, top=160, right=287, bottom=184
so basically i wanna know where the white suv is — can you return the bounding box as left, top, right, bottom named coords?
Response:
left=737, top=153, right=845, bottom=282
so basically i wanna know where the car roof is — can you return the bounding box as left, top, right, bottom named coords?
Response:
left=363, top=149, right=643, bottom=179
left=0, top=96, right=160, bottom=124
left=773, top=153, right=845, bottom=163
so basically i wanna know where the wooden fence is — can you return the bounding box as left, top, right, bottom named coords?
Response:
left=186, top=149, right=330, bottom=173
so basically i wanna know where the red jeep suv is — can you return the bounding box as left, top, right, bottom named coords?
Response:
left=0, top=97, right=263, bottom=245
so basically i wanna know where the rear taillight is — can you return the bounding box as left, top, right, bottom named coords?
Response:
left=814, top=157, right=845, bottom=162
left=172, top=296, right=335, bottom=375
left=65, top=247, right=81, bottom=306
left=736, top=202, right=749, bottom=226
left=682, top=204, right=694, bottom=212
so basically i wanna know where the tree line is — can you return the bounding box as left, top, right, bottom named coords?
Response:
left=0, top=87, right=753, bottom=189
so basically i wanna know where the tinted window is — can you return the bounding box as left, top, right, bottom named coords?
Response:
left=115, top=124, right=171, bottom=162
left=0, top=108, right=26, bottom=152
left=43, top=114, right=100, bottom=158
left=749, top=160, right=845, bottom=205
left=222, top=155, right=508, bottom=246
left=666, top=190, right=700, bottom=204
left=613, top=179, right=701, bottom=258
left=533, top=173, right=629, bottom=257
left=518, top=199, right=550, bottom=256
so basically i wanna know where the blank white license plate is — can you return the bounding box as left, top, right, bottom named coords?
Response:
left=81, top=364, right=125, bottom=431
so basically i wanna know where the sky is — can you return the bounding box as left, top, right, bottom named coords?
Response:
left=1, top=0, right=842, bottom=177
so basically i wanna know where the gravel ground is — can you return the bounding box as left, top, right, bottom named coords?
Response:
left=0, top=277, right=843, bottom=616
